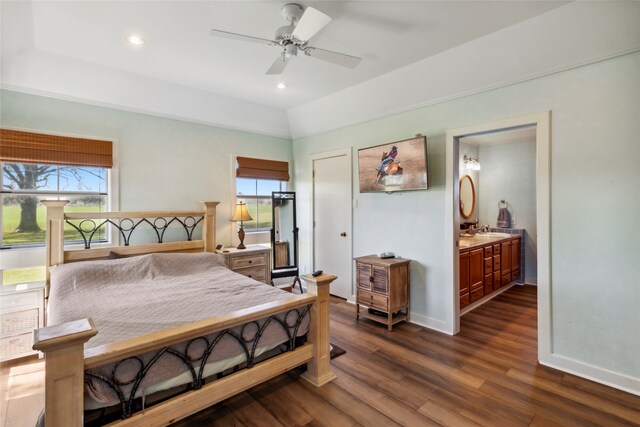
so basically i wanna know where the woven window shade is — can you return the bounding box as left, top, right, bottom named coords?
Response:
left=0, top=128, right=113, bottom=168
left=236, top=156, right=289, bottom=181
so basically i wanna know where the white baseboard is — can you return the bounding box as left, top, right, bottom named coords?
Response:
left=409, top=312, right=452, bottom=335
left=347, top=297, right=451, bottom=335
left=539, top=353, right=640, bottom=396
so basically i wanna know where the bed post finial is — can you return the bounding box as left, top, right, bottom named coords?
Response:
left=33, top=318, right=97, bottom=427
left=300, top=273, right=338, bottom=387
left=42, top=200, right=70, bottom=282
left=202, top=201, right=220, bottom=253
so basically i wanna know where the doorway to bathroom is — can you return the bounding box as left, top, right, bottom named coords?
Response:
left=444, top=112, right=552, bottom=363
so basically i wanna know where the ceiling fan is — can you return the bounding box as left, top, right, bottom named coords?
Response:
left=209, top=3, right=362, bottom=75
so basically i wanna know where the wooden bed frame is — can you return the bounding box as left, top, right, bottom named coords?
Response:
left=34, top=200, right=337, bottom=427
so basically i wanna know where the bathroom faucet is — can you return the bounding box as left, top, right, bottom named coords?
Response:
left=466, top=224, right=491, bottom=236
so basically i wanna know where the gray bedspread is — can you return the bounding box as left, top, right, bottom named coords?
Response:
left=48, top=252, right=309, bottom=407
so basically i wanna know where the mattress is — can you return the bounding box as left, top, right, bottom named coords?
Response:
left=47, top=252, right=309, bottom=409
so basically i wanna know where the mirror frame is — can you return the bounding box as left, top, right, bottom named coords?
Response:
left=459, top=174, right=476, bottom=219
left=270, top=191, right=299, bottom=277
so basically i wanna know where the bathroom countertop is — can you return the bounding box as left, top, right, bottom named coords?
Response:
left=458, top=234, right=520, bottom=251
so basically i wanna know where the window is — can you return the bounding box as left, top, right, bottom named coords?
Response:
left=235, top=156, right=290, bottom=233
left=0, top=128, right=114, bottom=249
left=1, top=163, right=109, bottom=247
left=236, top=178, right=284, bottom=232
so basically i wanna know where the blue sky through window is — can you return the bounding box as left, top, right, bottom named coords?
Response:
left=2, top=164, right=106, bottom=193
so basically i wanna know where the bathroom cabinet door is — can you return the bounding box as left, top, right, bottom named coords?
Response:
left=501, top=242, right=511, bottom=276
left=511, top=239, right=520, bottom=271
left=460, top=251, right=470, bottom=308
left=511, top=239, right=521, bottom=282
left=470, top=249, right=484, bottom=290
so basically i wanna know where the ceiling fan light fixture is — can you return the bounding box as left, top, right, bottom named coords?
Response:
left=125, top=34, right=145, bottom=45
left=276, top=83, right=288, bottom=89
left=284, top=44, right=298, bottom=58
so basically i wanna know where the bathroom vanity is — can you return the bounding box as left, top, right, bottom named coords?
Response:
left=459, top=233, right=521, bottom=311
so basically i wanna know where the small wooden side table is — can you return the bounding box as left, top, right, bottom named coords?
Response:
left=354, top=255, right=410, bottom=331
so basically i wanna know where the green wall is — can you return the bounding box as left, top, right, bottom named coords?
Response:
left=293, top=51, right=640, bottom=380
left=0, top=89, right=292, bottom=248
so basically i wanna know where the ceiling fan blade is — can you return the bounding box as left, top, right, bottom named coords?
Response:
left=266, top=54, right=290, bottom=75
left=209, top=29, right=275, bottom=46
left=291, top=7, right=331, bottom=42
left=305, top=47, right=362, bottom=69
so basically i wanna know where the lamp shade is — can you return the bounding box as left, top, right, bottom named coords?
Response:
left=231, top=202, right=253, bottom=222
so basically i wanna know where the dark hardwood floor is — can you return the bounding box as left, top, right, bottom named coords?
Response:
left=174, top=285, right=640, bottom=426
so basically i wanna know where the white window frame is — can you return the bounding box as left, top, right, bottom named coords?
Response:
left=230, top=154, right=288, bottom=247
left=0, top=128, right=118, bottom=271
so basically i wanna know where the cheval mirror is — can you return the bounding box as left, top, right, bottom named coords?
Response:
left=270, top=191, right=301, bottom=292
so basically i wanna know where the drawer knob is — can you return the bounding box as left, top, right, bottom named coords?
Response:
left=248, top=275, right=252, bottom=278
left=249, top=260, right=252, bottom=264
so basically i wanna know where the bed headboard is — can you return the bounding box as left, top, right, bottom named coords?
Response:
left=42, top=200, right=219, bottom=281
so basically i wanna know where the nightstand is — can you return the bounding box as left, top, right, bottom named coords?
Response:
left=1, top=281, right=45, bottom=361
left=354, top=255, right=411, bottom=331
left=217, top=245, right=272, bottom=284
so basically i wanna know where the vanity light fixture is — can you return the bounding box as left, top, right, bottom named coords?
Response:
left=275, top=82, right=288, bottom=89
left=125, top=34, right=145, bottom=45
left=463, top=155, right=481, bottom=171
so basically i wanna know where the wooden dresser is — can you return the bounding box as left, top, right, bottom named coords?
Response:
left=217, top=245, right=271, bottom=285
left=354, top=255, right=410, bottom=331
left=0, top=281, right=45, bottom=361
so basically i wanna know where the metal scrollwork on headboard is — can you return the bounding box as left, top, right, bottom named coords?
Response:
left=66, top=216, right=204, bottom=249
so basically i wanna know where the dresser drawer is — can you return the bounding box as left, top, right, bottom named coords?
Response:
left=1, top=308, right=39, bottom=337
left=501, top=273, right=511, bottom=286
left=493, top=271, right=501, bottom=291
left=357, top=289, right=388, bottom=312
left=235, top=266, right=267, bottom=282
left=493, top=244, right=501, bottom=255
left=511, top=269, right=520, bottom=282
left=460, top=294, right=470, bottom=308
left=484, top=257, right=493, bottom=273
left=493, top=255, right=501, bottom=272
left=484, top=273, right=493, bottom=294
left=484, top=246, right=493, bottom=258
left=0, top=291, right=40, bottom=311
left=0, top=333, right=34, bottom=360
left=470, top=287, right=484, bottom=303
left=231, top=254, right=266, bottom=270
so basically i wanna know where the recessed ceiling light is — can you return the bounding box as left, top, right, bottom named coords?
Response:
left=125, top=34, right=145, bottom=45
left=276, top=83, right=288, bottom=89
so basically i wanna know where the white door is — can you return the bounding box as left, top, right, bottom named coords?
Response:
left=313, top=152, right=352, bottom=299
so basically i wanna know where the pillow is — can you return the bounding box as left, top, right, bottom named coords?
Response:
left=108, top=251, right=124, bottom=259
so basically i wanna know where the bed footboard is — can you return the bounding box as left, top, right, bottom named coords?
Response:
left=33, top=274, right=336, bottom=427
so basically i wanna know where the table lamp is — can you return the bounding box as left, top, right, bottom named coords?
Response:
left=231, top=202, right=253, bottom=249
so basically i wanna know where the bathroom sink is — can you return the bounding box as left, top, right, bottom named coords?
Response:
left=475, top=232, right=511, bottom=238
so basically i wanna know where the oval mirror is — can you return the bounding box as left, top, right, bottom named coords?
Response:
left=459, top=174, right=475, bottom=219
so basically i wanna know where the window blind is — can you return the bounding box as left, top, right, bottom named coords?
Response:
left=236, top=156, right=290, bottom=181
left=0, top=128, right=113, bottom=168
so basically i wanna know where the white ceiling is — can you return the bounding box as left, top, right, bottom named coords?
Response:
left=22, top=1, right=566, bottom=110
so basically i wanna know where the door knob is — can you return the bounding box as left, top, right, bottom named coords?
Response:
left=340, top=232, right=347, bottom=237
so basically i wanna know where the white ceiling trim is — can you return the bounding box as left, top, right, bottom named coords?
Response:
left=1, top=49, right=292, bottom=139
left=288, top=2, right=640, bottom=140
